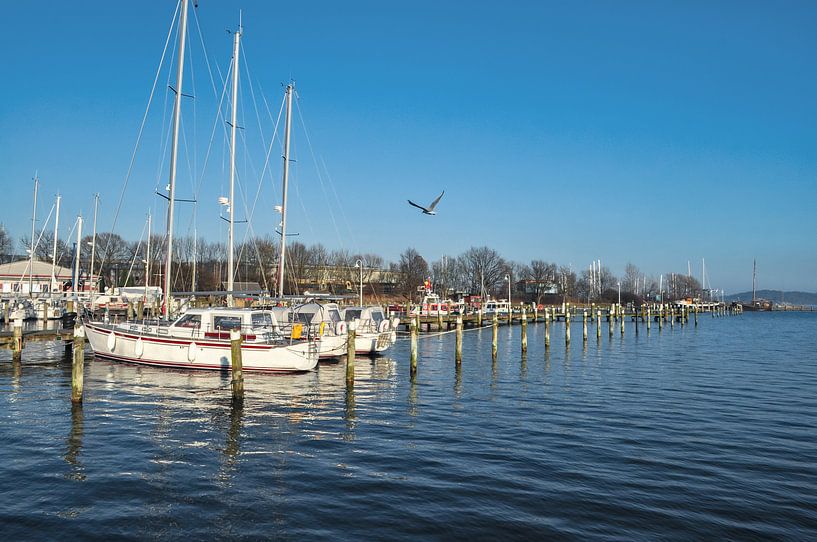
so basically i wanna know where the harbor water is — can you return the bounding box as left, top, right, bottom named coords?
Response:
left=1, top=312, right=816, bottom=539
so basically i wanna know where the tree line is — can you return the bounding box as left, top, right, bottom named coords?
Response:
left=1, top=226, right=705, bottom=303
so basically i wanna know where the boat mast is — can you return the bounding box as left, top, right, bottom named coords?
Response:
left=145, top=212, right=152, bottom=303
left=276, top=83, right=293, bottom=299
left=226, top=19, right=241, bottom=307
left=28, top=175, right=39, bottom=297
left=162, top=0, right=190, bottom=318
left=74, top=215, right=83, bottom=297
left=51, top=194, right=61, bottom=293
left=752, top=259, right=757, bottom=304
left=89, top=193, right=99, bottom=297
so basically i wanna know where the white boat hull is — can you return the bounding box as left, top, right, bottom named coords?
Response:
left=84, top=321, right=318, bottom=373
left=353, top=331, right=395, bottom=355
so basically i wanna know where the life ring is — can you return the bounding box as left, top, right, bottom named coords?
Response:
left=187, top=342, right=197, bottom=362
left=335, top=321, right=347, bottom=335
left=134, top=337, right=144, bottom=358
left=107, top=332, right=117, bottom=351
left=378, top=320, right=389, bottom=333
left=345, top=281, right=352, bottom=291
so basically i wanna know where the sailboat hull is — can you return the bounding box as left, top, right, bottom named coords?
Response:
left=84, top=321, right=318, bottom=373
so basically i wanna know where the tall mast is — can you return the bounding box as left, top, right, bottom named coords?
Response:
left=226, top=20, right=241, bottom=307
left=89, top=193, right=99, bottom=296
left=752, top=259, right=757, bottom=303
left=276, top=83, right=293, bottom=299
left=145, top=212, right=152, bottom=303
left=28, top=175, right=39, bottom=297
left=163, top=0, right=190, bottom=318
left=74, top=216, right=83, bottom=297
left=51, top=194, right=61, bottom=292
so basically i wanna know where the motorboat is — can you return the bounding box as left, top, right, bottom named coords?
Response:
left=271, top=302, right=348, bottom=359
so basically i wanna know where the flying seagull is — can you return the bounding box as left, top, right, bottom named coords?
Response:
left=408, top=190, right=445, bottom=215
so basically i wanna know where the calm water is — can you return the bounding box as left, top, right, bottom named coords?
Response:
left=1, top=312, right=816, bottom=540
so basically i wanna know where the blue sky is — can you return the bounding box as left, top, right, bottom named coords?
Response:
left=1, top=0, right=815, bottom=293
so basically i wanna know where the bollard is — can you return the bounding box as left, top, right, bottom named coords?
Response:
left=521, top=309, right=528, bottom=353
left=410, top=317, right=418, bottom=374
left=72, top=324, right=85, bottom=403
left=230, top=329, right=244, bottom=396
left=582, top=310, right=588, bottom=342
left=455, top=315, right=463, bottom=364
left=12, top=318, right=23, bottom=361
left=565, top=310, right=571, bottom=345
left=346, top=320, right=357, bottom=384
left=491, top=313, right=498, bottom=360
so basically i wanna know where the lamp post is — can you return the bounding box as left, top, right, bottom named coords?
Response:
left=355, top=259, right=363, bottom=306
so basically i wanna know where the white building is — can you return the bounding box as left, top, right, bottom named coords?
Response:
left=0, top=259, right=90, bottom=295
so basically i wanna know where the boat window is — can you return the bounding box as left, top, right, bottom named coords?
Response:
left=371, top=310, right=384, bottom=322
left=214, top=316, right=242, bottom=330
left=344, top=309, right=362, bottom=322
left=174, top=314, right=201, bottom=328
left=329, top=309, right=341, bottom=323
left=293, top=312, right=314, bottom=324
left=251, top=313, right=273, bottom=328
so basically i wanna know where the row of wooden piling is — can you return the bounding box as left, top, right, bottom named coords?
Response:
left=405, top=303, right=738, bottom=373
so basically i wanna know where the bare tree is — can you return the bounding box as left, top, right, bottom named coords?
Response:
left=458, top=246, right=507, bottom=298
left=0, top=224, right=11, bottom=262
left=528, top=259, right=557, bottom=303
left=397, top=247, right=429, bottom=301
left=622, top=262, right=641, bottom=294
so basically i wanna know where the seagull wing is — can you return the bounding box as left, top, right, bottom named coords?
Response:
left=426, top=190, right=445, bottom=212
left=408, top=199, right=429, bottom=212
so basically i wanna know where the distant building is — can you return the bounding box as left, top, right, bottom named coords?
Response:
left=0, top=259, right=91, bottom=295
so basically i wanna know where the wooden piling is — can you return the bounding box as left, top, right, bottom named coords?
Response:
left=647, top=307, right=651, bottom=331
left=127, top=301, right=134, bottom=320
left=565, top=310, right=571, bottom=345
left=620, top=307, right=625, bottom=335
left=436, top=310, right=443, bottom=332
left=410, top=317, right=418, bottom=375
left=694, top=306, right=698, bottom=326
left=491, top=313, right=498, bottom=359
left=346, top=320, right=356, bottom=383
left=477, top=308, right=483, bottom=327
left=582, top=310, right=588, bottom=342
left=455, top=315, right=463, bottom=364
left=608, top=308, right=614, bottom=337
left=544, top=311, right=550, bottom=349
left=596, top=309, right=602, bottom=340
left=71, top=324, right=85, bottom=403
left=229, top=329, right=244, bottom=396
left=521, top=309, right=528, bottom=353
left=670, top=307, right=675, bottom=328
left=12, top=318, right=23, bottom=361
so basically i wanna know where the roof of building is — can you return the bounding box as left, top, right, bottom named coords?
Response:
left=0, top=259, right=75, bottom=280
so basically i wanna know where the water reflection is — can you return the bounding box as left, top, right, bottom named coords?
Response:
left=64, top=403, right=85, bottom=481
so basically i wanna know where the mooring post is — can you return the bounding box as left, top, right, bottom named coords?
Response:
left=694, top=306, right=699, bottom=326
left=533, top=304, right=538, bottom=322
left=521, top=309, right=528, bottom=353
left=346, top=319, right=357, bottom=384
left=229, top=329, right=244, bottom=396
left=71, top=324, right=85, bottom=403
left=12, top=317, right=23, bottom=361
left=608, top=308, right=614, bottom=337
left=647, top=306, right=651, bottom=331
left=491, top=313, right=498, bottom=359
left=410, top=317, right=418, bottom=375
left=565, top=310, right=571, bottom=345
left=477, top=308, right=482, bottom=327
left=455, top=315, right=463, bottom=364
left=582, top=310, right=588, bottom=342
left=436, top=309, right=443, bottom=332
left=595, top=309, right=601, bottom=340
left=620, top=306, right=625, bottom=335
left=670, top=307, right=675, bottom=328
left=538, top=310, right=546, bottom=348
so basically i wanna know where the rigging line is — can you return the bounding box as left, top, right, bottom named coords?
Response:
left=102, top=0, right=179, bottom=275
left=122, top=218, right=149, bottom=287
left=319, top=155, right=358, bottom=249
left=15, top=203, right=56, bottom=287
left=293, top=96, right=346, bottom=247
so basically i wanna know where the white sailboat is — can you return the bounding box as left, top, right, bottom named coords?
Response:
left=341, top=305, right=398, bottom=355
left=83, top=1, right=319, bottom=373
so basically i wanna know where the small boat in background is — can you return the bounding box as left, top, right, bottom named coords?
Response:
left=342, top=305, right=398, bottom=355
